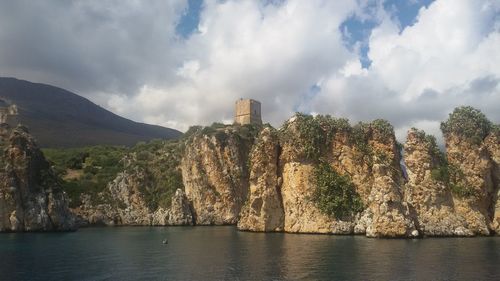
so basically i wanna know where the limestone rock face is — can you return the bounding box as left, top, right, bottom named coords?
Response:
left=238, top=127, right=284, bottom=231
left=280, top=162, right=354, bottom=234
left=0, top=125, right=75, bottom=232
left=330, top=132, right=372, bottom=202
left=362, top=126, right=417, bottom=238
left=181, top=126, right=255, bottom=225
left=485, top=132, right=500, bottom=234
left=167, top=189, right=194, bottom=225
left=445, top=133, right=494, bottom=235
left=75, top=169, right=152, bottom=225
left=278, top=119, right=355, bottom=234
left=403, top=129, right=470, bottom=236
left=272, top=117, right=417, bottom=237
left=150, top=189, right=193, bottom=226
left=74, top=168, right=194, bottom=226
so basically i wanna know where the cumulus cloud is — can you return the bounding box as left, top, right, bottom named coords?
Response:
left=0, top=0, right=186, bottom=99
left=308, top=0, right=500, bottom=142
left=104, top=0, right=359, bottom=129
left=0, top=0, right=498, bottom=144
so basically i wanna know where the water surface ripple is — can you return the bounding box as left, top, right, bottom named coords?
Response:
left=0, top=226, right=499, bottom=280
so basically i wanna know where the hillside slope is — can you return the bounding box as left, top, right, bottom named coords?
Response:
left=0, top=77, right=181, bottom=147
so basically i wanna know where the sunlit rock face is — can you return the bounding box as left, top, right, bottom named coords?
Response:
left=278, top=117, right=355, bottom=234
left=443, top=132, right=495, bottom=236
left=270, top=116, right=417, bottom=237
left=404, top=129, right=473, bottom=236
left=238, top=127, right=284, bottom=232
left=181, top=125, right=256, bottom=225
left=362, top=126, right=418, bottom=238
left=54, top=106, right=500, bottom=238
left=0, top=125, right=75, bottom=232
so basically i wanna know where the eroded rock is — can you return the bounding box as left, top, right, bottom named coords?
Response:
left=181, top=125, right=257, bottom=225
left=238, top=127, right=284, bottom=231
left=0, top=125, right=75, bottom=232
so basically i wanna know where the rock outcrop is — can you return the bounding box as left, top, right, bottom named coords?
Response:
left=238, top=127, right=284, bottom=231
left=362, top=125, right=418, bottom=238
left=73, top=144, right=194, bottom=227
left=404, top=129, right=471, bottom=236
left=486, top=131, right=500, bottom=233
left=74, top=169, right=154, bottom=226
left=181, top=125, right=257, bottom=225
left=249, top=116, right=417, bottom=237
left=444, top=133, right=493, bottom=235
left=74, top=169, right=194, bottom=226
left=0, top=125, right=75, bottom=232
left=45, top=106, right=499, bottom=238
left=278, top=117, right=354, bottom=234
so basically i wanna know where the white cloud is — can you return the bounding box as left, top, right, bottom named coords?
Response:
left=0, top=0, right=498, bottom=143
left=308, top=0, right=500, bottom=144
left=106, top=0, right=359, bottom=131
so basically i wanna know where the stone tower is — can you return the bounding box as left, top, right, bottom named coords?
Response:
left=234, top=99, right=262, bottom=125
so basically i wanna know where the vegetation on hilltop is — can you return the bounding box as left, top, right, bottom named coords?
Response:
left=278, top=113, right=350, bottom=161
left=279, top=113, right=397, bottom=163
left=408, top=128, right=478, bottom=199
left=440, top=106, right=493, bottom=144
left=126, top=139, right=184, bottom=210
left=184, top=122, right=261, bottom=145
left=43, top=145, right=128, bottom=207
left=279, top=113, right=376, bottom=218
left=43, top=139, right=184, bottom=209
left=43, top=122, right=262, bottom=209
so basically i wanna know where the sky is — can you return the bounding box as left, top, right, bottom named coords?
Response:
left=0, top=0, right=499, bottom=143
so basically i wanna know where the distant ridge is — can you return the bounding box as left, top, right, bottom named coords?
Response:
left=0, top=77, right=182, bottom=147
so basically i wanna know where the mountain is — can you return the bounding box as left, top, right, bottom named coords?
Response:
left=0, top=77, right=182, bottom=147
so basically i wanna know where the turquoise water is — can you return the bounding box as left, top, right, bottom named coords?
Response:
left=0, top=226, right=499, bottom=280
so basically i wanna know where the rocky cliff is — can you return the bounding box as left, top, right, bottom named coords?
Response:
left=72, top=141, right=194, bottom=226
left=59, top=106, right=499, bottom=238
left=158, top=108, right=498, bottom=237
left=252, top=115, right=417, bottom=237
left=404, top=128, right=473, bottom=236
left=237, top=127, right=284, bottom=231
left=0, top=125, right=75, bottom=232
left=181, top=124, right=258, bottom=225
left=440, top=107, right=499, bottom=235
left=486, top=131, right=500, bottom=233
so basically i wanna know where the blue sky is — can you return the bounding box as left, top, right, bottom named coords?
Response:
left=0, top=0, right=498, bottom=141
left=177, top=0, right=436, bottom=68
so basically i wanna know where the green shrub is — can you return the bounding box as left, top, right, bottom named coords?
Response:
left=411, top=128, right=445, bottom=163
left=450, top=183, right=476, bottom=198
left=431, top=162, right=477, bottom=198
left=183, top=126, right=202, bottom=139
left=351, top=122, right=371, bottom=156
left=491, top=124, right=500, bottom=137
left=279, top=113, right=353, bottom=162
left=440, top=106, right=492, bottom=144
left=371, top=119, right=394, bottom=140
left=185, top=122, right=259, bottom=141
left=211, top=122, right=227, bottom=129
left=312, top=162, right=364, bottom=219
left=43, top=145, right=128, bottom=207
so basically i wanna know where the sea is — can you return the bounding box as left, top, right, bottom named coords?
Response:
left=0, top=226, right=499, bottom=280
